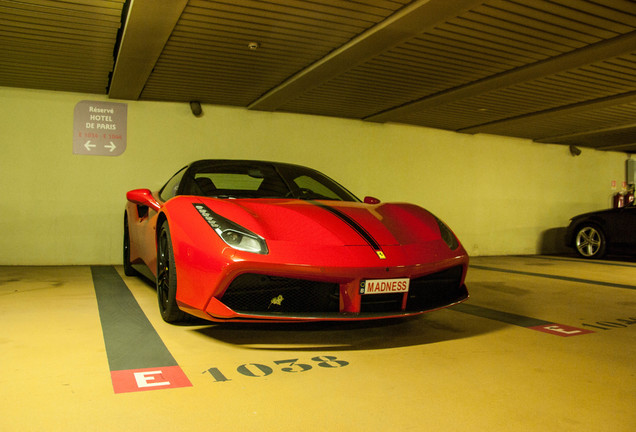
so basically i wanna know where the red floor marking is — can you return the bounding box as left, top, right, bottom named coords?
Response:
left=111, top=365, right=192, bottom=393
left=528, top=323, right=594, bottom=337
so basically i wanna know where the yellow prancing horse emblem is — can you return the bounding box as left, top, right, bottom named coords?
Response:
left=269, top=295, right=284, bottom=309
left=376, top=251, right=386, bottom=259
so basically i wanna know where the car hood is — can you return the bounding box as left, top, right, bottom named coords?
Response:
left=572, top=207, right=622, bottom=220
left=190, top=197, right=445, bottom=247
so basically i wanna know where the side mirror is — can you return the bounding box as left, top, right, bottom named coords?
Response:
left=364, top=196, right=381, bottom=204
left=126, top=189, right=162, bottom=212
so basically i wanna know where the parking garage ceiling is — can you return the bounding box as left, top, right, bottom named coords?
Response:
left=1, top=0, right=635, bottom=153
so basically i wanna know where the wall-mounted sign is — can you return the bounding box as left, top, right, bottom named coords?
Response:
left=73, top=100, right=127, bottom=156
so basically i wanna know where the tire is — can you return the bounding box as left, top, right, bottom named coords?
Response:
left=574, top=224, right=606, bottom=259
left=123, top=214, right=137, bottom=276
left=157, top=222, right=188, bottom=323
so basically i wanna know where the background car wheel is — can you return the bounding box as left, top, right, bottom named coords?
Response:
left=123, top=214, right=137, bottom=276
left=574, top=224, right=606, bottom=258
left=157, top=222, right=188, bottom=323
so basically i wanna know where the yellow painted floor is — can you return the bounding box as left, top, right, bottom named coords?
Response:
left=1, top=255, right=634, bottom=431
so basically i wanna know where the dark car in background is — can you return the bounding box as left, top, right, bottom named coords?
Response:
left=566, top=205, right=636, bottom=259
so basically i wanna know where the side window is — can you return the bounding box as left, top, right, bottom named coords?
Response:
left=159, top=166, right=187, bottom=201
left=294, top=175, right=341, bottom=200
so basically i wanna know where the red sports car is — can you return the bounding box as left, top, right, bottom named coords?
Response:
left=124, top=160, right=468, bottom=323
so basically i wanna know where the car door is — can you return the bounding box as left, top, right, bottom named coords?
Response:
left=609, top=206, right=636, bottom=248
left=619, top=205, right=636, bottom=245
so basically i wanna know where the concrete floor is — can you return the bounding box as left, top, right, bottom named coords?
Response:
left=1, top=255, right=634, bottom=431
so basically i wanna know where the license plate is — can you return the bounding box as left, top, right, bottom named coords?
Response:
left=360, top=278, right=410, bottom=295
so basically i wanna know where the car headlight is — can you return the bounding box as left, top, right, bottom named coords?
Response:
left=193, top=203, right=268, bottom=254
left=435, top=217, right=459, bottom=250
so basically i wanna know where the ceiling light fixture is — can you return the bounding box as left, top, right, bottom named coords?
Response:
left=248, top=42, right=260, bottom=50
left=190, top=101, right=203, bottom=117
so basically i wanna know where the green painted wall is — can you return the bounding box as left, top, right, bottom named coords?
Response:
left=0, top=87, right=629, bottom=264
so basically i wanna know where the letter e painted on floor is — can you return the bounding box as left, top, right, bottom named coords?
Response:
left=111, top=366, right=192, bottom=394
left=528, top=323, right=594, bottom=337
left=134, top=370, right=170, bottom=388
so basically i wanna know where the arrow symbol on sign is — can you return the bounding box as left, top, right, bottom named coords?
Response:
left=84, top=140, right=96, bottom=151
left=105, top=141, right=117, bottom=152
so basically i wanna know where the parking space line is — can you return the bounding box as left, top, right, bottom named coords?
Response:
left=451, top=303, right=551, bottom=327
left=527, top=255, right=636, bottom=268
left=91, top=266, right=192, bottom=393
left=470, top=265, right=636, bottom=290
left=451, top=303, right=594, bottom=337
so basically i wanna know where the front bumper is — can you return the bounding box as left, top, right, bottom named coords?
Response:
left=178, top=260, right=469, bottom=322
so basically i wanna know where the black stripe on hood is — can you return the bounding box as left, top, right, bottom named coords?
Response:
left=310, top=201, right=382, bottom=252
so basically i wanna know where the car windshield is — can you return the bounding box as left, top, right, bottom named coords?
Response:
left=177, top=161, right=360, bottom=202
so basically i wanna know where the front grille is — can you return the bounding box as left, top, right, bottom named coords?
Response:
left=360, top=266, right=466, bottom=313
left=221, top=274, right=340, bottom=314
left=360, top=293, right=403, bottom=312
left=406, top=266, right=466, bottom=311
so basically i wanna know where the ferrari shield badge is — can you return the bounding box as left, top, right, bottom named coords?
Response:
left=376, top=251, right=386, bottom=259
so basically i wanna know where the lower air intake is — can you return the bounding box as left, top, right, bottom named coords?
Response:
left=221, top=274, right=340, bottom=313
left=360, top=265, right=466, bottom=313
left=406, top=266, right=466, bottom=311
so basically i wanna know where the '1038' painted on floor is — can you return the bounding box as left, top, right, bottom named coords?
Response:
left=204, top=356, right=349, bottom=382
left=581, top=317, right=636, bottom=331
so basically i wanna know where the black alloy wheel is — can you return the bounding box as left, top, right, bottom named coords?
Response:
left=157, top=223, right=188, bottom=323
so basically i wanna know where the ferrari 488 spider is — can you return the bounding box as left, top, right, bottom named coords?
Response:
left=124, top=160, right=469, bottom=323
left=565, top=204, right=636, bottom=259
